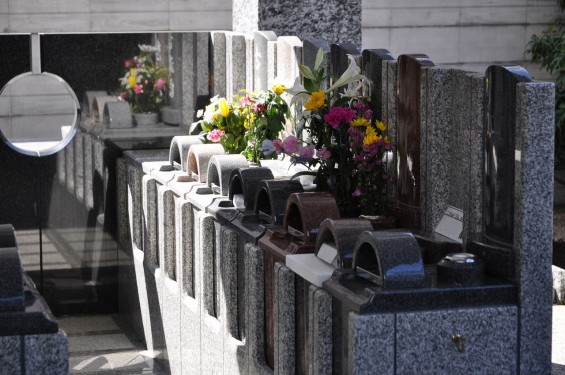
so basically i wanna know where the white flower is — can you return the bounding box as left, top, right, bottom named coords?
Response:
left=327, top=54, right=367, bottom=92
left=286, top=77, right=310, bottom=107
left=138, top=44, right=160, bottom=53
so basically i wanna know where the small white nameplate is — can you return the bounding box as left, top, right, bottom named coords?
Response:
left=317, top=242, right=338, bottom=266
left=434, top=205, right=463, bottom=244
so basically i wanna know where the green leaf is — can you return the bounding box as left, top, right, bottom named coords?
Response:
left=299, top=65, right=317, bottom=81
left=314, top=48, right=324, bottom=71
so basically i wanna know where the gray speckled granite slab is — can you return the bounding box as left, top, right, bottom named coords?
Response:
left=257, top=0, right=360, bottom=46
left=196, top=211, right=225, bottom=374
left=308, top=285, right=332, bottom=375
left=0, top=336, right=20, bottom=371
left=384, top=60, right=398, bottom=204
left=244, top=243, right=272, bottom=375
left=128, top=166, right=143, bottom=250
left=348, top=312, right=394, bottom=375
left=396, top=306, right=518, bottom=374
left=226, top=32, right=247, bottom=101
left=211, top=32, right=227, bottom=99
left=221, top=226, right=248, bottom=374
left=142, top=175, right=159, bottom=267
left=158, top=185, right=176, bottom=280
left=24, top=330, right=68, bottom=375
left=515, top=82, right=555, bottom=375
left=117, top=158, right=130, bottom=251
left=274, top=262, right=295, bottom=375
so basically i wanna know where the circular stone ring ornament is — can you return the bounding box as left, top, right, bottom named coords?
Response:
left=0, top=72, right=80, bottom=157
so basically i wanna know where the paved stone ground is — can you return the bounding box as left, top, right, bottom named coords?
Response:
left=60, top=314, right=167, bottom=374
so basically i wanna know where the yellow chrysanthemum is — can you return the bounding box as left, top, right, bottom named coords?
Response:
left=129, top=68, right=137, bottom=76
left=304, top=90, right=326, bottom=111
left=218, top=98, right=230, bottom=117
left=363, top=125, right=382, bottom=145
left=350, top=117, right=371, bottom=127
left=128, top=75, right=137, bottom=88
left=272, top=84, right=285, bottom=95
left=376, top=120, right=387, bottom=132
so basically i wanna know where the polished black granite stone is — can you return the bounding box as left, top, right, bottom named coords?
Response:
left=324, top=266, right=516, bottom=314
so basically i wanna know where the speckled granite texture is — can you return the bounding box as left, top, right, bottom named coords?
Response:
left=0, top=336, right=20, bottom=371
left=396, top=306, right=518, bottom=374
left=226, top=32, right=247, bottom=101
left=220, top=226, right=247, bottom=374
left=274, top=262, right=295, bottom=375
left=515, top=82, right=555, bottom=374
left=143, top=175, right=159, bottom=267
left=308, top=285, right=332, bottom=375
left=421, top=67, right=486, bottom=237
left=348, top=312, right=394, bottom=375
left=254, top=31, right=277, bottom=91
left=24, top=330, right=68, bottom=374
left=128, top=166, right=143, bottom=250
left=246, top=35, right=254, bottom=93
left=117, top=158, right=129, bottom=251
left=158, top=185, right=176, bottom=280
left=211, top=32, right=227, bottom=99
left=168, top=135, right=202, bottom=172
left=258, top=0, right=360, bottom=46
left=197, top=211, right=225, bottom=374
left=244, top=243, right=272, bottom=375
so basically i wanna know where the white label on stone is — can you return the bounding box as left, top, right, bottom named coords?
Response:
left=317, top=242, right=338, bottom=266
left=434, top=205, right=463, bottom=244
left=515, top=149, right=521, bottom=161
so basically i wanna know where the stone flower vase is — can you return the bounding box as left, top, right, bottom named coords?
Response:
left=134, top=112, right=159, bottom=127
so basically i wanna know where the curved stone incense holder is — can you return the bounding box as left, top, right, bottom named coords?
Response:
left=228, top=167, right=274, bottom=210
left=353, top=230, right=424, bottom=289
left=168, top=135, right=203, bottom=172
left=283, top=192, right=340, bottom=244
left=186, top=143, right=225, bottom=183
left=315, top=218, right=374, bottom=269
left=91, top=95, right=118, bottom=123
left=254, top=179, right=303, bottom=225
left=82, top=90, right=107, bottom=118
left=206, top=154, right=248, bottom=196
left=437, top=252, right=485, bottom=286
left=103, top=101, right=132, bottom=129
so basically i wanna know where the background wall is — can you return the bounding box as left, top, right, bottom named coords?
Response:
left=362, top=0, right=560, bottom=80
left=0, top=0, right=232, bottom=32
left=0, top=0, right=559, bottom=79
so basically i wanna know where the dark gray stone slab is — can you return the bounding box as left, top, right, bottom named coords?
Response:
left=362, top=49, right=395, bottom=122
left=302, top=38, right=330, bottom=89
left=330, top=42, right=361, bottom=84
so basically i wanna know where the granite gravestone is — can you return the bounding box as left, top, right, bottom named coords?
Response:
left=302, top=38, right=331, bottom=89
left=484, top=65, right=532, bottom=248
left=254, top=31, right=277, bottom=91
left=362, top=49, right=395, bottom=122
left=395, top=54, right=435, bottom=230
left=329, top=42, right=361, bottom=86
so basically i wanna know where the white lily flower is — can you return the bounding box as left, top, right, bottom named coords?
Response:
left=286, top=77, right=310, bottom=107
left=327, top=54, right=367, bottom=92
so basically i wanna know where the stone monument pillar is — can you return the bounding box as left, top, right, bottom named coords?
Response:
left=232, top=0, right=361, bottom=46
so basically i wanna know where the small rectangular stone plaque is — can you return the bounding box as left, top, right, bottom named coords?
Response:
left=434, top=205, right=463, bottom=243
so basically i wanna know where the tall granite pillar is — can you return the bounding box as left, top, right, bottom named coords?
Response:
left=232, top=0, right=361, bottom=47
left=166, top=33, right=210, bottom=128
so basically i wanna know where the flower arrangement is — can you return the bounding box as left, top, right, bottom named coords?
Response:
left=261, top=49, right=392, bottom=214
left=119, top=45, right=171, bottom=115
left=196, top=86, right=290, bottom=161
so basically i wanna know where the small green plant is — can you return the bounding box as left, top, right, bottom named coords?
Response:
left=527, top=0, right=565, bottom=165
